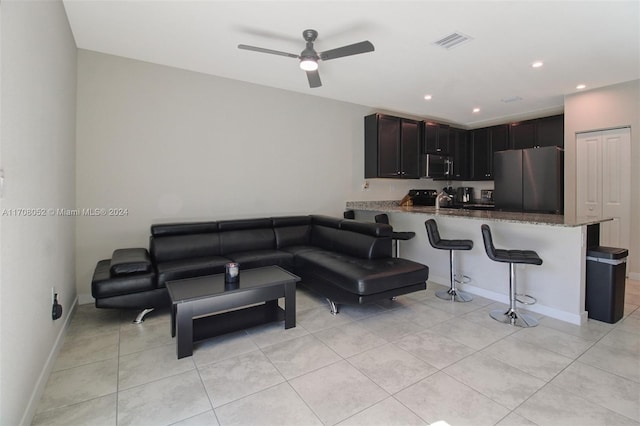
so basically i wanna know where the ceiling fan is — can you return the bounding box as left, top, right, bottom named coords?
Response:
left=238, top=29, right=374, bottom=88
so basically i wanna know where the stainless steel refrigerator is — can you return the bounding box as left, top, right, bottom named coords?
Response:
left=494, top=146, right=564, bottom=213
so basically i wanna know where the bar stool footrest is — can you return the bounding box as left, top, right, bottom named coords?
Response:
left=515, top=294, right=537, bottom=305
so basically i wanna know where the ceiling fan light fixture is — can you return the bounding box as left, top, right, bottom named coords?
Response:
left=299, top=58, right=318, bottom=71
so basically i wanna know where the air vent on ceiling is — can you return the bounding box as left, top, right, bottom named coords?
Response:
left=433, top=32, right=473, bottom=50
left=501, top=96, right=523, bottom=103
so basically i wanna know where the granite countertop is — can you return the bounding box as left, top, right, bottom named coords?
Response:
left=345, top=200, right=612, bottom=227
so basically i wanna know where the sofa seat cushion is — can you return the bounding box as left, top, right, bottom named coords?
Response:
left=295, top=250, right=429, bottom=296
left=227, top=250, right=294, bottom=270
left=280, top=245, right=320, bottom=256
left=92, top=259, right=156, bottom=298
left=156, top=256, right=231, bottom=287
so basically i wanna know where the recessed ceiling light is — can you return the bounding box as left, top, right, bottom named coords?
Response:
left=473, top=108, right=480, bottom=113
left=576, top=84, right=586, bottom=90
left=424, top=95, right=432, bottom=100
left=532, top=61, right=544, bottom=68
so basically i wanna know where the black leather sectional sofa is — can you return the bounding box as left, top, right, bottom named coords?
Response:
left=92, top=215, right=429, bottom=321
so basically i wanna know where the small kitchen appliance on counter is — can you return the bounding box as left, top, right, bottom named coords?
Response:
left=480, top=189, right=494, bottom=203
left=407, top=189, right=438, bottom=206
left=455, top=187, right=474, bottom=204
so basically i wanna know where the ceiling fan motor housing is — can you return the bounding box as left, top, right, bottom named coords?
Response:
left=303, top=29, right=318, bottom=42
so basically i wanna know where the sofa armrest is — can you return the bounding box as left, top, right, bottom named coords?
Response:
left=110, top=248, right=152, bottom=276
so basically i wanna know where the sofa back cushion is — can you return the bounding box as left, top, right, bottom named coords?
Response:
left=218, top=218, right=276, bottom=254
left=309, top=215, right=392, bottom=259
left=150, top=233, right=221, bottom=263
left=273, top=216, right=312, bottom=248
left=151, top=221, right=218, bottom=237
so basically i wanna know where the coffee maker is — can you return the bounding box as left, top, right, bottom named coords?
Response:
left=455, top=187, right=474, bottom=204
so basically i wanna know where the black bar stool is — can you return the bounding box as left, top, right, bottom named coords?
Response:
left=425, top=219, right=474, bottom=302
left=481, top=224, right=542, bottom=327
left=343, top=210, right=355, bottom=219
left=374, top=214, right=415, bottom=258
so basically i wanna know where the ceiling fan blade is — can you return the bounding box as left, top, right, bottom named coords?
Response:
left=306, top=70, right=322, bottom=88
left=319, top=41, right=374, bottom=61
left=237, top=44, right=299, bottom=59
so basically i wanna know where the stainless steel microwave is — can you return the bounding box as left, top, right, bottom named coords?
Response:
left=422, top=154, right=452, bottom=179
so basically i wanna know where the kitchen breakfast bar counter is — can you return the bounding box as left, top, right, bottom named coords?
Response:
left=346, top=201, right=611, bottom=325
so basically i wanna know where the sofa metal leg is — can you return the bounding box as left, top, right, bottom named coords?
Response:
left=133, top=308, right=154, bottom=324
left=326, top=299, right=339, bottom=315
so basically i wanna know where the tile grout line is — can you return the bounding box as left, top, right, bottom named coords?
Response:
left=501, top=314, right=637, bottom=424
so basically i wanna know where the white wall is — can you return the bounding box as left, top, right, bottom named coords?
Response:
left=564, top=79, right=640, bottom=278
left=75, top=50, right=417, bottom=301
left=0, top=1, right=77, bottom=424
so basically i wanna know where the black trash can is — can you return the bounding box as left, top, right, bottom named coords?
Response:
left=585, top=246, right=628, bottom=323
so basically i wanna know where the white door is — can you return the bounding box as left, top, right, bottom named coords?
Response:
left=600, top=128, right=631, bottom=249
left=576, top=128, right=631, bottom=251
left=576, top=133, right=602, bottom=218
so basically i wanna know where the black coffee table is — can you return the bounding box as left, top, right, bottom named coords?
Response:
left=166, top=265, right=300, bottom=359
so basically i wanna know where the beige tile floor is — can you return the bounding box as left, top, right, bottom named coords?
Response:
left=32, top=279, right=640, bottom=426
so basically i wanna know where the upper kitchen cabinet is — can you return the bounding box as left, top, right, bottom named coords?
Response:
left=510, top=121, right=536, bottom=150
left=365, top=113, right=422, bottom=179
left=470, top=124, right=508, bottom=180
left=470, top=128, right=489, bottom=180
left=423, top=121, right=450, bottom=154
left=449, top=127, right=469, bottom=180
left=536, top=115, right=564, bottom=148
left=510, top=114, right=564, bottom=149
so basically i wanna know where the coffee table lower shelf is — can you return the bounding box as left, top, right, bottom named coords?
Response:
left=191, top=301, right=285, bottom=342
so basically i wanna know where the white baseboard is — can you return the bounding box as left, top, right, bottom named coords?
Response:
left=78, top=292, right=94, bottom=305
left=428, top=277, right=587, bottom=326
left=628, top=271, right=640, bottom=281
left=20, top=296, right=78, bottom=426
left=459, top=283, right=587, bottom=325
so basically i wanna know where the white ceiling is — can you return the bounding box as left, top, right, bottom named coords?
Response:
left=62, top=0, right=640, bottom=128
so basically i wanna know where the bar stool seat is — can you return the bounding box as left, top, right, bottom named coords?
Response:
left=481, top=224, right=542, bottom=327
left=425, top=219, right=473, bottom=302
left=375, top=214, right=416, bottom=257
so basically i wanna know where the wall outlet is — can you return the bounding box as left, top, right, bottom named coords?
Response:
left=362, top=181, right=369, bottom=190
left=51, top=286, right=63, bottom=320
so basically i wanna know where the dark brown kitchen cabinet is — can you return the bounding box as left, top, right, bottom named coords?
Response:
left=449, top=127, right=469, bottom=179
left=424, top=122, right=450, bottom=154
left=365, top=114, right=421, bottom=179
left=470, top=124, right=509, bottom=180
left=510, top=121, right=536, bottom=150
left=510, top=114, right=564, bottom=149
left=470, top=128, right=489, bottom=180
left=536, top=115, right=564, bottom=148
